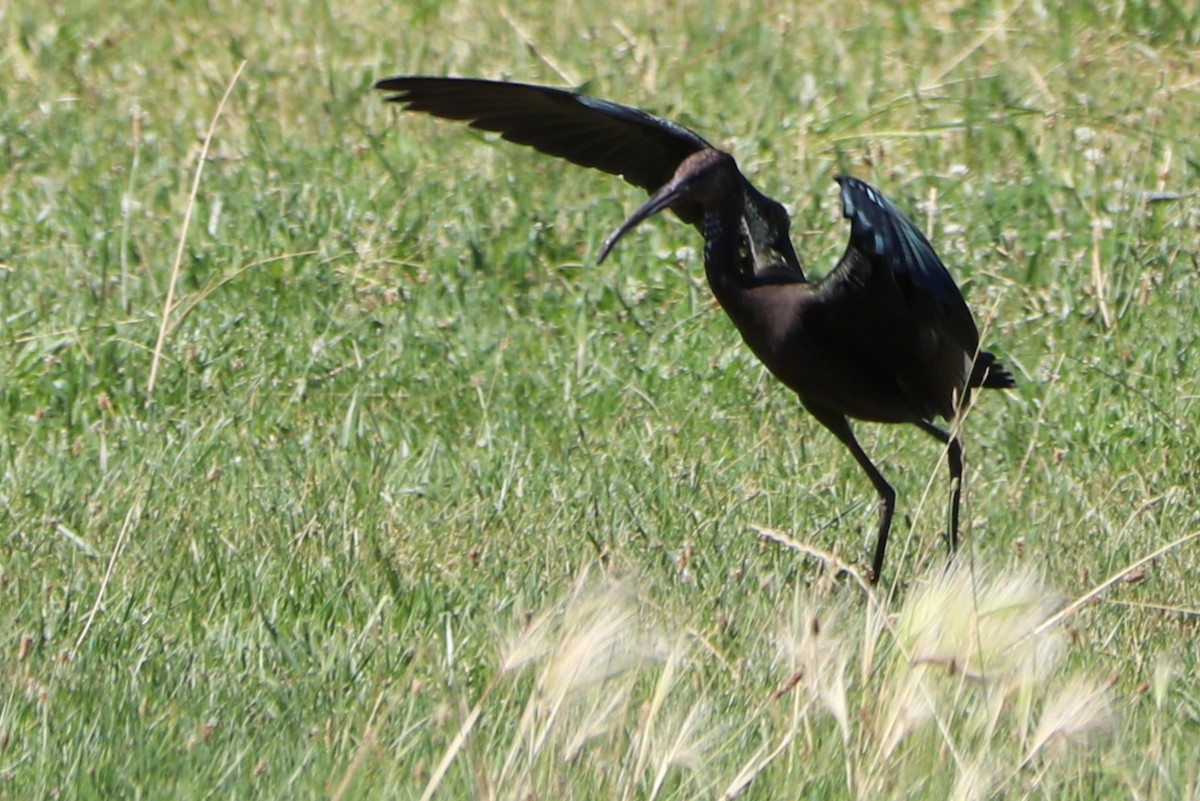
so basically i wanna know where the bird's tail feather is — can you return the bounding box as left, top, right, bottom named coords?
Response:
left=971, top=352, right=1015, bottom=389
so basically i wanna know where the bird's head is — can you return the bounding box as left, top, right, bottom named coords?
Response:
left=598, top=148, right=737, bottom=264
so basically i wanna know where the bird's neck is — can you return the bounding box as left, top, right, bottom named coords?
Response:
left=701, top=204, right=751, bottom=294
left=699, top=203, right=808, bottom=368
left=700, top=203, right=782, bottom=350
left=702, top=203, right=803, bottom=295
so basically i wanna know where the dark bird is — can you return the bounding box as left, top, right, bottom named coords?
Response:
left=376, top=76, right=1014, bottom=583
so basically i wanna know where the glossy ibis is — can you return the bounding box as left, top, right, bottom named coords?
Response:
left=376, top=76, right=1014, bottom=582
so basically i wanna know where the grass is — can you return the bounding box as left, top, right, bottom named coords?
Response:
left=2, top=0, right=1199, bottom=797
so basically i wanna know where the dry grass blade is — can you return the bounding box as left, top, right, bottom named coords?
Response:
left=146, top=60, right=246, bottom=399
left=418, top=685, right=494, bottom=801
left=1032, top=530, right=1200, bottom=637
left=72, top=497, right=143, bottom=657
left=750, top=525, right=874, bottom=596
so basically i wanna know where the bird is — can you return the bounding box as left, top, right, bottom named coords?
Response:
left=376, top=76, right=1014, bottom=583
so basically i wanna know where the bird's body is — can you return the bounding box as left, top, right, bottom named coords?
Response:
left=377, top=77, right=1014, bottom=582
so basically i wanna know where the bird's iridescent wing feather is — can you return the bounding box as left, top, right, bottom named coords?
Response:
left=835, top=176, right=979, bottom=352
left=376, top=77, right=713, bottom=229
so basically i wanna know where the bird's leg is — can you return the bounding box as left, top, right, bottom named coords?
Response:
left=805, top=405, right=895, bottom=583
left=916, top=421, right=963, bottom=553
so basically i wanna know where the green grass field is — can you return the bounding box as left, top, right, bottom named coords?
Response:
left=3, top=1, right=1198, bottom=797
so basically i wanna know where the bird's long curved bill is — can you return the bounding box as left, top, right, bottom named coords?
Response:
left=597, top=178, right=688, bottom=265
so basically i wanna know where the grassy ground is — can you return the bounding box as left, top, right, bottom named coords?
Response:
left=2, top=0, right=1198, bottom=797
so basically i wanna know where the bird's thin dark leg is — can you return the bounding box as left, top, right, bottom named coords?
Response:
left=805, top=405, right=895, bottom=583
left=916, top=421, right=963, bottom=553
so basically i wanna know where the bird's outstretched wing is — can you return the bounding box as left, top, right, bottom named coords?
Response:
left=378, top=76, right=804, bottom=275
left=835, top=176, right=979, bottom=352
left=376, top=77, right=712, bottom=228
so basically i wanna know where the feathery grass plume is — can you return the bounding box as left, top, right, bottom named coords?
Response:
left=435, top=561, right=1128, bottom=801
left=645, top=698, right=715, bottom=801
left=498, top=594, right=563, bottom=675
left=875, top=561, right=1066, bottom=758
left=541, top=580, right=658, bottom=705
left=498, top=577, right=722, bottom=801
left=1152, top=655, right=1174, bottom=711
left=561, top=683, right=631, bottom=763
left=1024, top=676, right=1114, bottom=764
left=776, top=591, right=853, bottom=742
left=949, top=756, right=997, bottom=801
left=496, top=573, right=672, bottom=798
left=630, top=636, right=686, bottom=796
left=894, top=562, right=1063, bottom=685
